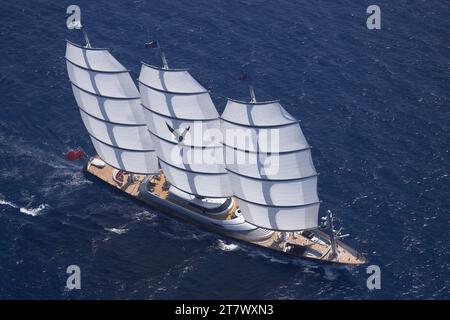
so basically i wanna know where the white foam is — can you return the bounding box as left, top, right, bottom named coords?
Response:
left=135, top=211, right=157, bottom=221
left=19, top=204, right=48, bottom=216
left=0, top=199, right=19, bottom=209
left=1, top=196, right=48, bottom=216
left=217, top=239, right=239, bottom=252
left=104, top=227, right=129, bottom=235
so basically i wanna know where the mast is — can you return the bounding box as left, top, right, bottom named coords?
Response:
left=160, top=49, right=169, bottom=70
left=249, top=82, right=256, bottom=103
left=65, top=40, right=159, bottom=174
left=138, top=61, right=232, bottom=198
left=82, top=28, right=91, bottom=48
left=145, top=40, right=169, bottom=69
left=221, top=90, right=320, bottom=231
left=240, top=74, right=256, bottom=102
left=321, top=210, right=350, bottom=259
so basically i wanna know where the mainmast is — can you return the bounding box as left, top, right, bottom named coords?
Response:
left=160, top=49, right=169, bottom=70
left=138, top=57, right=232, bottom=198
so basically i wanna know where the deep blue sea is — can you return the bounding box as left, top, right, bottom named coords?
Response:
left=0, top=0, right=449, bottom=299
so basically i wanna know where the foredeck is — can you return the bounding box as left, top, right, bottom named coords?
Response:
left=252, top=230, right=366, bottom=265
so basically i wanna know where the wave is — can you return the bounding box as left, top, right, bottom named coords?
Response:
left=19, top=203, right=48, bottom=216
left=134, top=210, right=157, bottom=221
left=104, top=227, right=129, bottom=235
left=0, top=197, right=48, bottom=216
left=0, top=199, right=18, bottom=209
left=216, top=239, right=239, bottom=252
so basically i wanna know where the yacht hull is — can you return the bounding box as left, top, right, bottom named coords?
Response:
left=85, top=157, right=367, bottom=265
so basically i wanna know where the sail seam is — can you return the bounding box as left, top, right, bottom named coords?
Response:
left=220, top=117, right=300, bottom=128
left=226, top=168, right=318, bottom=182
left=70, top=82, right=141, bottom=100
left=141, top=104, right=219, bottom=122
left=222, top=142, right=311, bottom=155
left=225, top=97, right=281, bottom=105
left=78, top=107, right=147, bottom=127
left=66, top=58, right=129, bottom=74
left=167, top=183, right=232, bottom=199
left=138, top=79, right=208, bottom=95
left=244, top=219, right=319, bottom=232
left=141, top=61, right=189, bottom=72
left=158, top=157, right=227, bottom=175
left=234, top=196, right=321, bottom=209
left=147, top=129, right=222, bottom=149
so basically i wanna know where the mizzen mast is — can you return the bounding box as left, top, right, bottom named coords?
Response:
left=145, top=40, right=169, bottom=69
left=221, top=77, right=319, bottom=231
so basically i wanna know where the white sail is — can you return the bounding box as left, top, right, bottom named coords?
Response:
left=65, top=41, right=158, bottom=174
left=139, top=63, right=232, bottom=197
left=221, top=99, right=319, bottom=230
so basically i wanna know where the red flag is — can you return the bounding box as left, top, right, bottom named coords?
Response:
left=65, top=149, right=87, bottom=161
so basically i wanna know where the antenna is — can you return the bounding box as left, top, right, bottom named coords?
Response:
left=321, top=210, right=350, bottom=260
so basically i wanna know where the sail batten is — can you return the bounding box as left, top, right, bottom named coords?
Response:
left=141, top=103, right=218, bottom=122
left=225, top=167, right=318, bottom=182
left=221, top=98, right=320, bottom=231
left=67, top=61, right=140, bottom=99
left=66, top=58, right=131, bottom=74
left=139, top=63, right=207, bottom=93
left=70, top=82, right=141, bottom=100
left=66, top=41, right=159, bottom=174
left=220, top=117, right=299, bottom=128
left=222, top=120, right=309, bottom=153
left=139, top=63, right=231, bottom=197
left=237, top=199, right=320, bottom=231
left=158, top=157, right=227, bottom=175
left=139, top=80, right=208, bottom=95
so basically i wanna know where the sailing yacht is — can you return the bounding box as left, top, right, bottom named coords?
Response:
left=65, top=34, right=367, bottom=265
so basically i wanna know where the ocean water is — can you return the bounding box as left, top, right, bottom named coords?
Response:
left=0, top=0, right=449, bottom=299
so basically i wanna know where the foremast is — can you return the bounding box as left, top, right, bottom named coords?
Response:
left=65, top=32, right=159, bottom=174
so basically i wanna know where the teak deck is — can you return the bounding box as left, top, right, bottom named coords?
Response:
left=86, top=157, right=367, bottom=265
